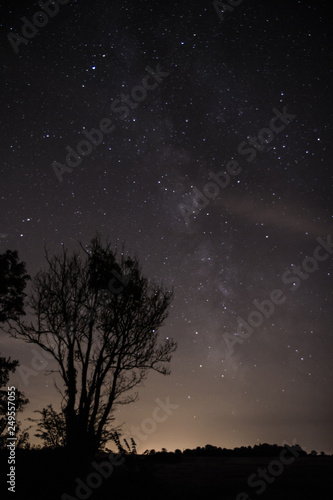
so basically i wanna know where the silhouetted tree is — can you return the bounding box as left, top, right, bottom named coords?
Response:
left=0, top=251, right=30, bottom=447
left=0, top=250, right=30, bottom=323
left=9, top=235, right=176, bottom=456
left=27, top=404, right=66, bottom=448
left=0, top=355, right=29, bottom=447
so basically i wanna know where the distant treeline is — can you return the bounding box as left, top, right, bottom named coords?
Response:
left=143, top=443, right=327, bottom=458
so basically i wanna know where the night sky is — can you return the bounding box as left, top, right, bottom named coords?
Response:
left=1, top=0, right=332, bottom=454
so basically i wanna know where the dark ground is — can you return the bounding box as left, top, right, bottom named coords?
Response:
left=0, top=449, right=332, bottom=500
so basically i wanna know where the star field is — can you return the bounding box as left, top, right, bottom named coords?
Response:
left=0, top=0, right=332, bottom=454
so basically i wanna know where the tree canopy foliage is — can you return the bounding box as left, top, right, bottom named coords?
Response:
left=0, top=250, right=30, bottom=323
left=0, top=355, right=29, bottom=448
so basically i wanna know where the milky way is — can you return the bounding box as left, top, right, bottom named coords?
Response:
left=1, top=0, right=332, bottom=453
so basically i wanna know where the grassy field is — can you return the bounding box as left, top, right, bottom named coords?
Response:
left=1, top=450, right=332, bottom=499
left=148, top=456, right=333, bottom=499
